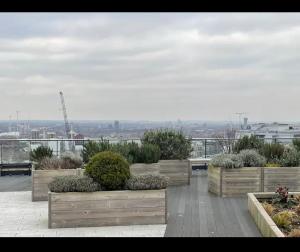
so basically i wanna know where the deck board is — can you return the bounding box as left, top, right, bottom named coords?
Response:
left=165, top=175, right=261, bottom=237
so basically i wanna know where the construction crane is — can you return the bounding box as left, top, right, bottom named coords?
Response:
left=59, top=91, right=73, bottom=151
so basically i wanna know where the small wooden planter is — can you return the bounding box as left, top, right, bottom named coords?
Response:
left=32, top=168, right=82, bottom=202
left=130, top=163, right=160, bottom=176
left=247, top=192, right=299, bottom=237
left=158, top=160, right=190, bottom=186
left=48, top=189, right=167, bottom=228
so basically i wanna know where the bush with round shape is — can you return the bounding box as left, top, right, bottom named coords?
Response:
left=138, top=143, right=161, bottom=164
left=238, top=149, right=266, bottom=167
left=210, top=153, right=243, bottom=169
left=125, top=174, right=168, bottom=190
left=30, top=146, right=53, bottom=163
left=85, top=151, right=130, bottom=190
left=142, top=129, right=192, bottom=160
left=48, top=175, right=100, bottom=192
left=280, top=147, right=300, bottom=167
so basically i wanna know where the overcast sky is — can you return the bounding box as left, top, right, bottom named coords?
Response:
left=1, top=12, right=300, bottom=122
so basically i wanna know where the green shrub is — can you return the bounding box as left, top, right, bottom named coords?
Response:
left=138, top=144, right=160, bottom=164
left=36, top=157, right=61, bottom=170
left=211, top=153, right=244, bottom=169
left=48, top=175, right=100, bottom=192
left=272, top=211, right=295, bottom=229
left=233, top=135, right=264, bottom=153
left=259, top=143, right=284, bottom=163
left=81, top=138, right=110, bottom=163
left=125, top=175, right=168, bottom=190
left=292, top=139, right=300, bottom=152
left=111, top=141, right=140, bottom=164
left=30, top=146, right=53, bottom=163
left=280, top=147, right=300, bottom=167
left=85, top=151, right=130, bottom=190
left=238, top=149, right=266, bottom=167
left=61, top=152, right=83, bottom=169
left=142, top=129, right=192, bottom=160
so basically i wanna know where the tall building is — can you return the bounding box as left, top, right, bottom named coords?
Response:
left=31, top=129, right=40, bottom=139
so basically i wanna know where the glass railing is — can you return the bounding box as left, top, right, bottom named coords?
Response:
left=0, top=137, right=297, bottom=164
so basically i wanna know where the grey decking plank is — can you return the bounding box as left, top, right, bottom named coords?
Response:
left=163, top=175, right=262, bottom=237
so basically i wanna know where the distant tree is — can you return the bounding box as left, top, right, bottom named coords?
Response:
left=213, top=128, right=237, bottom=154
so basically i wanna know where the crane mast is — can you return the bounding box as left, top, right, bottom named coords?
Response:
left=59, top=91, right=73, bottom=151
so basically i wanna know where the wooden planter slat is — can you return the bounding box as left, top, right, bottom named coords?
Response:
left=32, top=168, right=82, bottom=201
left=49, top=189, right=167, bottom=228
left=208, top=166, right=300, bottom=197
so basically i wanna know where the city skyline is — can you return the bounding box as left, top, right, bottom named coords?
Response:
left=1, top=13, right=300, bottom=121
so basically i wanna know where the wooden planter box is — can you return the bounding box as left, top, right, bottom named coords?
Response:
left=32, top=168, right=82, bottom=202
left=158, top=160, right=190, bottom=186
left=208, top=166, right=262, bottom=197
left=48, top=189, right=167, bottom=228
left=246, top=192, right=299, bottom=237
left=263, top=167, right=300, bottom=192
left=209, top=166, right=300, bottom=197
left=130, top=163, right=160, bottom=176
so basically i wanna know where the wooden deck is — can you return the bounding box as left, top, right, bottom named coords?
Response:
left=164, top=175, right=261, bottom=237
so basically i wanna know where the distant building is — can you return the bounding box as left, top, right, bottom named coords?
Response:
left=31, top=129, right=40, bottom=139
left=236, top=120, right=300, bottom=143
left=74, top=133, right=84, bottom=145
left=114, top=120, right=120, bottom=131
left=47, top=132, right=56, bottom=139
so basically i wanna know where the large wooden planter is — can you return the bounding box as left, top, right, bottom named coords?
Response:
left=130, top=163, right=160, bottom=176
left=158, top=160, right=190, bottom=186
left=247, top=192, right=300, bottom=237
left=208, top=166, right=300, bottom=197
left=48, top=189, right=167, bottom=228
left=32, top=168, right=82, bottom=201
left=208, top=166, right=261, bottom=197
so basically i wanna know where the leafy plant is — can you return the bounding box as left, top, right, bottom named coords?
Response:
left=142, top=129, right=192, bottom=160
left=30, top=146, right=53, bottom=163
left=259, top=143, right=284, bottom=163
left=262, top=202, right=275, bottom=216
left=111, top=141, right=140, bottom=164
left=233, top=135, right=264, bottom=153
left=85, top=151, right=130, bottom=190
left=36, top=157, right=61, bottom=170
left=138, top=143, right=160, bottom=164
left=238, top=149, right=266, bottom=167
left=81, top=138, right=110, bottom=163
left=295, top=205, right=300, bottom=216
left=288, top=229, right=300, bottom=237
left=292, top=139, right=300, bottom=152
left=210, top=153, right=243, bottom=169
left=272, top=211, right=295, bottom=229
left=272, top=186, right=298, bottom=208
left=48, top=175, right=100, bottom=192
left=125, top=174, right=168, bottom=190
left=60, top=151, right=83, bottom=169
left=279, top=147, right=300, bottom=167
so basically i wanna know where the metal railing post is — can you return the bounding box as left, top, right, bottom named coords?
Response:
left=204, top=139, right=207, bottom=158
left=0, top=144, right=2, bottom=164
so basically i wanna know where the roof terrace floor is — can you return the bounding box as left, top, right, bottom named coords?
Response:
left=164, top=175, right=261, bottom=237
